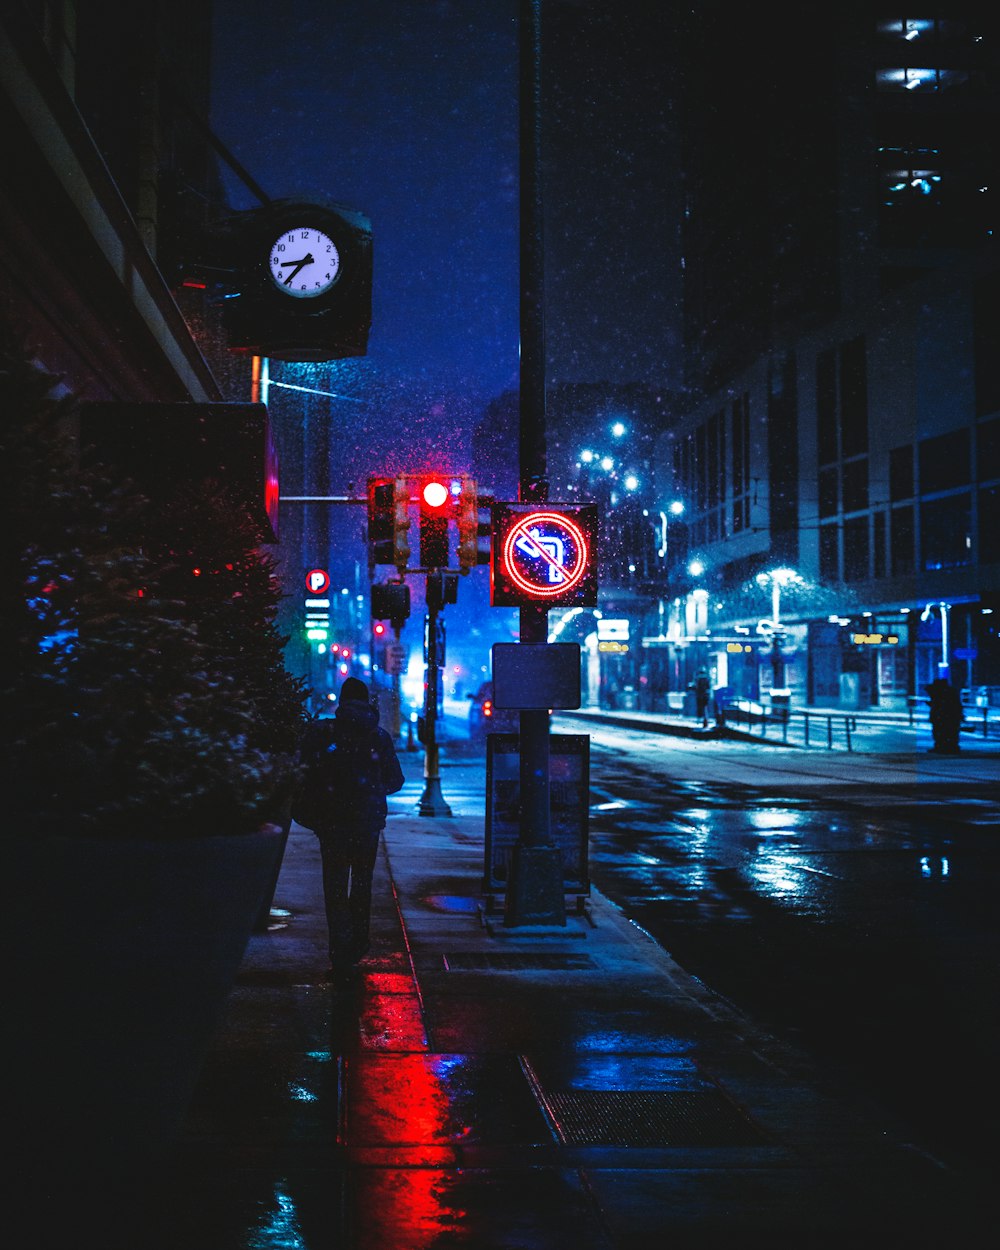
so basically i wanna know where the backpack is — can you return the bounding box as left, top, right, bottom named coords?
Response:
left=292, top=720, right=383, bottom=832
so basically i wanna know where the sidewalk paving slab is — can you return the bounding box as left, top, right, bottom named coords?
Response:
left=22, top=743, right=993, bottom=1248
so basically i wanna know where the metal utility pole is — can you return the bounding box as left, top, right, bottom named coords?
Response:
left=417, top=580, right=452, bottom=816
left=504, top=0, right=565, bottom=927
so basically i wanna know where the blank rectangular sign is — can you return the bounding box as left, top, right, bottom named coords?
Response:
left=491, top=642, right=581, bottom=710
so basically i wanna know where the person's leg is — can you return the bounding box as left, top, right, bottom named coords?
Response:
left=346, top=829, right=381, bottom=961
left=318, top=833, right=353, bottom=963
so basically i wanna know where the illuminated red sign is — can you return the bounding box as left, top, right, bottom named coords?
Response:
left=490, top=504, right=598, bottom=607
left=305, top=568, right=330, bottom=594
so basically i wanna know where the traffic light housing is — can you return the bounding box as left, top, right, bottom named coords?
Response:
left=367, top=477, right=394, bottom=565
left=393, top=474, right=411, bottom=575
left=476, top=492, right=494, bottom=566
left=426, top=571, right=458, bottom=611
left=371, top=581, right=411, bottom=624
left=456, top=476, right=477, bottom=572
left=419, top=476, right=452, bottom=568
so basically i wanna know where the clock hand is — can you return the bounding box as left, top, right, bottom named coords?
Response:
left=279, top=256, right=308, bottom=268
left=283, top=252, right=315, bottom=285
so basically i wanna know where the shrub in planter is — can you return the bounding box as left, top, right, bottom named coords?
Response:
left=1, top=329, right=308, bottom=836
left=1, top=327, right=309, bottom=1161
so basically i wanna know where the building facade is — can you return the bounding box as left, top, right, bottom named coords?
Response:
left=653, top=4, right=1000, bottom=711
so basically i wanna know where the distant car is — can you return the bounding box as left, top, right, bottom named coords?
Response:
left=468, top=681, right=518, bottom=741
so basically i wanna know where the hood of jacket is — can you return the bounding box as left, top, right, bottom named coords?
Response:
left=335, top=698, right=379, bottom=735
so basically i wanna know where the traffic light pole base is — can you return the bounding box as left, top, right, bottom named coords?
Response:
left=504, top=845, right=566, bottom=927
left=416, top=776, right=452, bottom=817
left=416, top=741, right=452, bottom=817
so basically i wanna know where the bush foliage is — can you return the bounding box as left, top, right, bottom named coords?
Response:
left=1, top=330, right=308, bottom=836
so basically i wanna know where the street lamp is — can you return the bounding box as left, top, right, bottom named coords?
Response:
left=920, top=601, right=951, bottom=680
left=755, top=567, right=803, bottom=695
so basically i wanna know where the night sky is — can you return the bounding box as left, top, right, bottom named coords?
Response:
left=209, top=0, right=683, bottom=422
left=209, top=0, right=684, bottom=660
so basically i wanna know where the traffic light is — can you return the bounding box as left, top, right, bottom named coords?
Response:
left=367, top=477, right=394, bottom=565
left=457, top=476, right=477, bottom=573
left=393, top=473, right=411, bottom=575
left=419, top=475, right=451, bottom=568
left=426, top=571, right=458, bottom=611
left=476, top=492, right=494, bottom=566
left=371, top=581, right=411, bottom=624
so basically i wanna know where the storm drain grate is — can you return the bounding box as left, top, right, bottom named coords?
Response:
left=542, top=1089, right=766, bottom=1146
left=442, top=952, right=597, bottom=972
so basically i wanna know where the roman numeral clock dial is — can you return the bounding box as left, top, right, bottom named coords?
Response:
left=268, top=227, right=341, bottom=298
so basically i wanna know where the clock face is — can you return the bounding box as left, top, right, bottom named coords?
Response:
left=268, top=227, right=341, bottom=298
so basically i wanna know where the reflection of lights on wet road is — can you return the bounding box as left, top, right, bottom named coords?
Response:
left=748, top=808, right=803, bottom=834
left=287, top=1083, right=319, bottom=1103
left=920, top=855, right=950, bottom=878
left=248, top=1185, right=306, bottom=1250
left=748, top=858, right=805, bottom=899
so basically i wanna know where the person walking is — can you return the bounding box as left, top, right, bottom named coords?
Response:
left=694, top=668, right=712, bottom=728
left=293, top=677, right=405, bottom=972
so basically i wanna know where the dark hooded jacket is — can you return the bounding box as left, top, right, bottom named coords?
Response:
left=294, top=699, right=404, bottom=833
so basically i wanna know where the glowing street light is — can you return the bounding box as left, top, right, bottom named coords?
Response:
left=755, top=567, right=803, bottom=694
left=611, top=421, right=626, bottom=438
left=920, top=600, right=951, bottom=679
left=624, top=474, right=639, bottom=491
left=688, top=559, right=705, bottom=577
left=756, top=566, right=802, bottom=628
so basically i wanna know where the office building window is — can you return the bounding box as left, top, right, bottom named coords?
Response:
left=890, top=444, right=914, bottom=501
left=873, top=511, right=886, bottom=578
left=875, top=67, right=969, bottom=92
left=819, top=466, right=838, bottom=517
left=978, top=417, right=1000, bottom=481
left=840, top=336, right=868, bottom=457
left=891, top=506, right=914, bottom=576
left=980, top=485, right=1000, bottom=564
left=843, top=515, right=870, bottom=581
left=817, top=348, right=837, bottom=465
left=842, top=458, right=869, bottom=512
left=819, top=523, right=839, bottom=584
left=921, top=493, right=972, bottom=570
left=919, top=428, right=969, bottom=494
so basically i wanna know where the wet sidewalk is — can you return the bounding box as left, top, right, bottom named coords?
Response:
left=39, top=748, right=990, bottom=1248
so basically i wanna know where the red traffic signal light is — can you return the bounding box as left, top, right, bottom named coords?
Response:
left=421, top=478, right=449, bottom=510
left=419, top=476, right=453, bottom=568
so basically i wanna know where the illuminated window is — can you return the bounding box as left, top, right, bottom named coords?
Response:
left=875, top=67, right=969, bottom=92
left=880, top=147, right=945, bottom=208
left=875, top=18, right=967, bottom=44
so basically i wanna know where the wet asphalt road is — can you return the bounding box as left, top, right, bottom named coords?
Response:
left=578, top=728, right=1000, bottom=1177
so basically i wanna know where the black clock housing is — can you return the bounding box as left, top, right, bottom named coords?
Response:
left=222, top=199, right=372, bottom=362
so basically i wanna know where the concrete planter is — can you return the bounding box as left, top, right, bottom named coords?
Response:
left=7, top=825, right=284, bottom=1163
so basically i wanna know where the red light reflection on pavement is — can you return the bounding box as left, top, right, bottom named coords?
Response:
left=357, top=972, right=428, bottom=1050
left=354, top=1168, right=467, bottom=1249
left=345, top=1053, right=470, bottom=1247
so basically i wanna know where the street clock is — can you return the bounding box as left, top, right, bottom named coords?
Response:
left=222, top=199, right=372, bottom=362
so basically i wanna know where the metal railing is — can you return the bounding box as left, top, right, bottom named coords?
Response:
left=720, top=695, right=997, bottom=749
left=719, top=701, right=857, bottom=751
